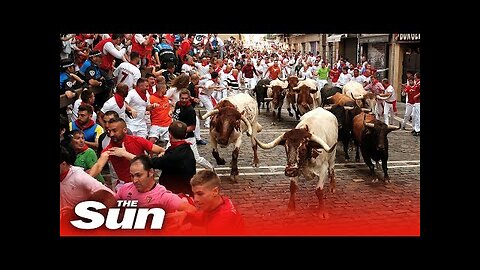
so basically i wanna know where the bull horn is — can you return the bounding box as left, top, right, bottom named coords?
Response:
left=326, top=96, right=333, bottom=100
left=263, top=97, right=273, bottom=101
left=365, top=122, right=375, bottom=128
left=240, top=114, right=253, bottom=136
left=310, top=134, right=337, bottom=153
left=387, top=124, right=400, bottom=130
left=343, top=106, right=354, bottom=110
left=201, top=109, right=219, bottom=120
left=351, top=92, right=363, bottom=100
left=376, top=95, right=389, bottom=100
left=254, top=133, right=285, bottom=149
left=323, top=105, right=332, bottom=110
left=292, top=85, right=300, bottom=90
left=361, top=108, right=372, bottom=112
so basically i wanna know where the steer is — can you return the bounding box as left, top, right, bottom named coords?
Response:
left=201, top=93, right=262, bottom=182
left=265, top=79, right=288, bottom=121
left=343, top=81, right=378, bottom=113
left=352, top=112, right=400, bottom=183
left=280, top=75, right=305, bottom=120
left=253, top=107, right=338, bottom=218
left=292, top=78, right=321, bottom=116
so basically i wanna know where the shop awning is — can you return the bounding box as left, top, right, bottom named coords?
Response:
left=327, top=34, right=346, bottom=43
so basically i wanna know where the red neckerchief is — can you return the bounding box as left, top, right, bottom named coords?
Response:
left=114, top=93, right=125, bottom=109
left=135, top=88, right=148, bottom=102
left=74, top=118, right=95, bottom=130
left=169, top=140, right=191, bottom=149
left=232, top=73, right=238, bottom=80
left=147, top=85, right=154, bottom=95
left=60, top=167, right=70, bottom=182
left=202, top=61, right=209, bottom=67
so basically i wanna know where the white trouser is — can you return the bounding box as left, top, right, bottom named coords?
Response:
left=413, top=103, right=420, bottom=132
left=375, top=101, right=384, bottom=121
left=403, top=103, right=414, bottom=128
left=383, top=102, right=394, bottom=125
left=244, top=77, right=257, bottom=90
left=127, top=124, right=148, bottom=138
left=195, top=114, right=202, bottom=140
left=165, top=137, right=213, bottom=170
left=213, top=90, right=223, bottom=103
left=199, top=94, right=214, bottom=128
left=317, top=79, right=328, bottom=90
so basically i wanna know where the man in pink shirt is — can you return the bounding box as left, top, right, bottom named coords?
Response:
left=116, top=155, right=196, bottom=213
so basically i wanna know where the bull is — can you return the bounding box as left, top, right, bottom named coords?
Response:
left=253, top=107, right=338, bottom=218
left=292, top=78, right=321, bottom=116
left=280, top=75, right=305, bottom=120
left=343, top=81, right=377, bottom=113
left=201, top=93, right=262, bottom=182
left=253, top=78, right=271, bottom=112
left=323, top=93, right=371, bottom=161
left=352, top=112, right=400, bottom=183
left=265, top=79, right=289, bottom=121
left=320, top=83, right=343, bottom=106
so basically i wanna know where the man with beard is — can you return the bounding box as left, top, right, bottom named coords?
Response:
left=171, top=89, right=213, bottom=171
left=69, top=104, right=104, bottom=150
left=88, top=118, right=165, bottom=192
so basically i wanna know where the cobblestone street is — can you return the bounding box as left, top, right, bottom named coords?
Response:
left=194, top=102, right=420, bottom=236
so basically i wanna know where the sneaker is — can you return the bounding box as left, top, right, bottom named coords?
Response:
left=196, top=139, right=208, bottom=145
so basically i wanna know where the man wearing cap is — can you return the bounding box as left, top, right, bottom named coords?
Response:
left=60, top=58, right=85, bottom=98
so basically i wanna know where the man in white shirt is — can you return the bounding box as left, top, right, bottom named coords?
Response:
left=380, top=78, right=397, bottom=125
left=113, top=51, right=141, bottom=91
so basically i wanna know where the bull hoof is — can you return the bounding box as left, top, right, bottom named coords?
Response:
left=384, top=176, right=391, bottom=184
left=217, top=159, right=226, bottom=165
left=372, top=178, right=378, bottom=183
left=230, top=175, right=238, bottom=183
left=251, top=159, right=259, bottom=167
left=271, top=122, right=276, bottom=126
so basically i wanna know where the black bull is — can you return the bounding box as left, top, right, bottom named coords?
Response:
left=352, top=113, right=400, bottom=182
left=320, top=84, right=343, bottom=106
left=253, top=79, right=271, bottom=111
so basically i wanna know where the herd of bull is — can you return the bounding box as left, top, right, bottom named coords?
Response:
left=199, top=77, right=401, bottom=218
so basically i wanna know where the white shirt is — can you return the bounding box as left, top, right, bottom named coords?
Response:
left=125, top=90, right=148, bottom=127
left=337, top=72, right=352, bottom=87
left=165, top=87, right=181, bottom=105
left=71, top=99, right=97, bottom=122
left=385, top=85, right=396, bottom=102
left=100, top=96, right=126, bottom=121
left=113, top=61, right=141, bottom=91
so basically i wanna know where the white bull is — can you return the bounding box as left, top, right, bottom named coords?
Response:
left=254, top=107, right=338, bottom=218
left=201, top=93, right=262, bottom=182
